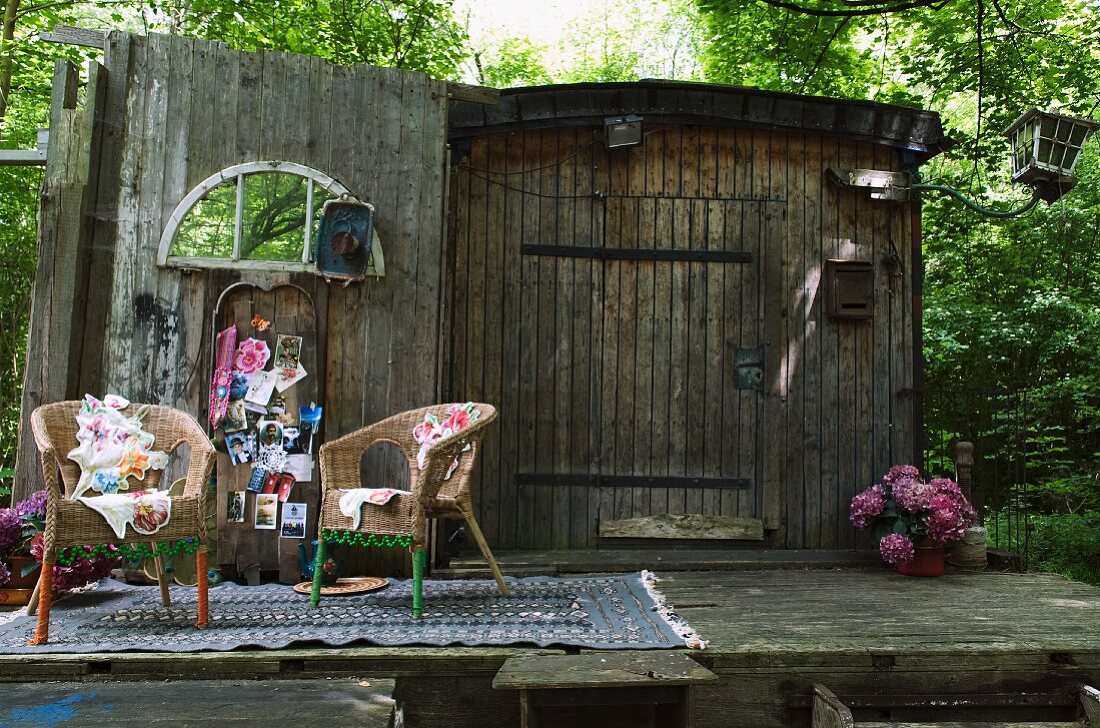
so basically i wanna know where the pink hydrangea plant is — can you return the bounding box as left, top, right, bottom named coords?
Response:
left=849, top=465, right=977, bottom=566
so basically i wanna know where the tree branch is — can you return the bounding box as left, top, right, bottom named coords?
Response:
left=755, top=0, right=943, bottom=18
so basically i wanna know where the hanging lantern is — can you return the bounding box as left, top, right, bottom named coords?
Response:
left=1005, top=109, right=1099, bottom=202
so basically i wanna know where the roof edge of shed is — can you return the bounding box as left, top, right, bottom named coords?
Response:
left=449, top=79, right=951, bottom=161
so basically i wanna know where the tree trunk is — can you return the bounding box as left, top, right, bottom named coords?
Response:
left=0, top=0, right=19, bottom=120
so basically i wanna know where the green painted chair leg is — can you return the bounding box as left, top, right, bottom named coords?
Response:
left=309, top=537, right=326, bottom=608
left=412, top=549, right=426, bottom=618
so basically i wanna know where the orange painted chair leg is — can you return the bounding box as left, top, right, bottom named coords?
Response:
left=196, top=551, right=209, bottom=628
left=27, top=560, right=54, bottom=646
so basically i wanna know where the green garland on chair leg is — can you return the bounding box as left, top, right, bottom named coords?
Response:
left=309, top=537, right=326, bottom=608
left=412, top=549, right=425, bottom=618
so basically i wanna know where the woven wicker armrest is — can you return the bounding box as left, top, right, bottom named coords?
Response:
left=414, top=410, right=497, bottom=503
left=165, top=411, right=216, bottom=499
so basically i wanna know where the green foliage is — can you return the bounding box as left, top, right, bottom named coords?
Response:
left=697, top=0, right=877, bottom=96
left=164, top=0, right=470, bottom=79
left=987, top=510, right=1100, bottom=586
left=475, top=37, right=552, bottom=88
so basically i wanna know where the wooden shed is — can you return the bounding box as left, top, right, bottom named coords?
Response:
left=16, top=32, right=949, bottom=582
left=444, top=82, right=948, bottom=552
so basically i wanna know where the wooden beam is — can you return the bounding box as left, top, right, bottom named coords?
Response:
left=447, top=82, right=499, bottom=105
left=599, top=514, right=765, bottom=540
left=811, top=685, right=855, bottom=728
left=0, top=150, right=46, bottom=166
left=39, top=25, right=107, bottom=49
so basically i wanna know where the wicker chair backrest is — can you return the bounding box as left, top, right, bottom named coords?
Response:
left=29, top=401, right=204, bottom=498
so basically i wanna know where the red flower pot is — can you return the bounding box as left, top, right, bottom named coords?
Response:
left=897, top=542, right=946, bottom=577
left=5, top=555, right=40, bottom=589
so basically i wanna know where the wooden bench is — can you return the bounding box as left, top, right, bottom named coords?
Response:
left=493, top=651, right=718, bottom=728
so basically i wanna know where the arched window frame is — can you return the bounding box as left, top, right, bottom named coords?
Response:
left=156, top=161, right=384, bottom=276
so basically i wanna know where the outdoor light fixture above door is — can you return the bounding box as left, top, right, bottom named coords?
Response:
left=605, top=115, right=643, bottom=149
left=826, top=108, right=1100, bottom=217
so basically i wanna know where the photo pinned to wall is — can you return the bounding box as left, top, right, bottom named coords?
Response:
left=230, top=371, right=251, bottom=400
left=226, top=491, right=246, bottom=523
left=299, top=404, right=323, bottom=454
left=257, top=419, right=284, bottom=452
left=255, top=493, right=278, bottom=529
left=269, top=394, right=286, bottom=415
left=226, top=431, right=253, bottom=465
left=283, top=426, right=303, bottom=454
left=280, top=502, right=307, bottom=538
left=246, top=467, right=267, bottom=493
left=223, top=401, right=248, bottom=433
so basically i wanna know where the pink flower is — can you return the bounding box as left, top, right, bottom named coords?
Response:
left=891, top=477, right=936, bottom=512
left=883, top=464, right=922, bottom=485
left=849, top=484, right=886, bottom=529
left=234, top=338, right=270, bottom=374
left=444, top=408, right=471, bottom=432
left=879, top=533, right=915, bottom=564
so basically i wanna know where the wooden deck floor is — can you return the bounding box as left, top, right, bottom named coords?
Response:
left=1, top=567, right=1098, bottom=726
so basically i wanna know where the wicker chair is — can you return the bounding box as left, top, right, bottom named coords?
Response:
left=26, top=401, right=216, bottom=645
left=311, top=403, right=509, bottom=616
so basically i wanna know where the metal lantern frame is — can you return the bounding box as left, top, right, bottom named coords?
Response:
left=827, top=108, right=1100, bottom=214
left=1005, top=108, right=1100, bottom=186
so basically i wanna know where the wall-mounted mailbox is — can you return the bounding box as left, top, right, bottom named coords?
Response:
left=824, top=259, right=874, bottom=319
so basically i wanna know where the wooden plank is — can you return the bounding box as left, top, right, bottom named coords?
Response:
left=498, top=131, right=524, bottom=549
left=516, top=130, right=541, bottom=550
left=103, top=34, right=149, bottom=394
left=534, top=128, right=558, bottom=548
left=817, top=134, right=842, bottom=548
left=493, top=652, right=717, bottom=691
left=763, top=130, right=788, bottom=532
left=599, top=514, right=765, bottom=540
left=0, top=679, right=396, bottom=726
left=447, top=81, right=500, bottom=105
left=552, top=128, right=575, bottom=549
left=478, top=134, right=507, bottom=547
left=40, top=24, right=107, bottom=48
left=150, top=34, right=194, bottom=409
left=811, top=684, right=855, bottom=728
left=801, top=132, right=825, bottom=547
left=648, top=126, right=672, bottom=521
left=568, top=129, right=596, bottom=547
left=716, top=128, right=739, bottom=522
left=683, top=126, right=706, bottom=519
left=77, top=32, right=132, bottom=398
left=699, top=126, right=724, bottom=522
left=783, top=132, right=808, bottom=548
left=630, top=142, right=655, bottom=520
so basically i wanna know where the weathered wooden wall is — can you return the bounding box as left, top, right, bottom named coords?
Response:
left=17, top=31, right=448, bottom=578
left=446, top=124, right=916, bottom=550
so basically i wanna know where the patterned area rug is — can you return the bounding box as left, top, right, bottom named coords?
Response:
left=0, top=572, right=703, bottom=654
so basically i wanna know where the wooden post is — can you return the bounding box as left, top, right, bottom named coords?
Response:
left=950, top=440, right=986, bottom=571
left=955, top=440, right=975, bottom=509
left=12, top=59, right=105, bottom=503
left=812, top=684, right=854, bottom=728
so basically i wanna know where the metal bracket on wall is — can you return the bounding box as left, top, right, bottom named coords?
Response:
left=734, top=346, right=764, bottom=390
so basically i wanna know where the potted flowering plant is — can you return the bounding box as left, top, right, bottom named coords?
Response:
left=0, top=490, right=119, bottom=603
left=849, top=465, right=977, bottom=575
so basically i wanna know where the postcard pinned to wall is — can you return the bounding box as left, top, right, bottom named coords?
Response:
left=280, top=502, right=307, bottom=538
left=255, top=493, right=278, bottom=529
left=223, top=400, right=248, bottom=432
left=244, top=369, right=277, bottom=406
left=286, top=454, right=313, bottom=482
left=274, top=363, right=307, bottom=393
left=273, top=334, right=302, bottom=370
